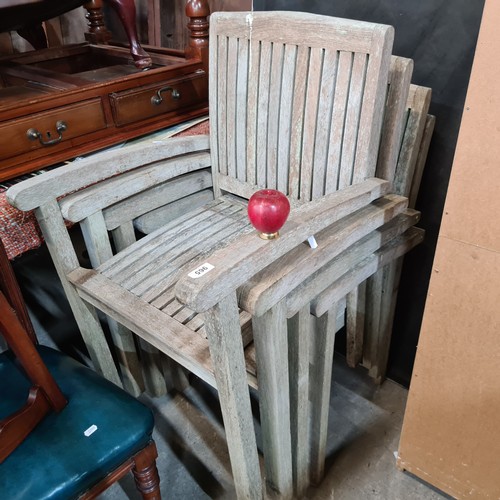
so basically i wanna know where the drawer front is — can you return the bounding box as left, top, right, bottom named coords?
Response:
left=110, top=71, right=207, bottom=127
left=0, top=98, right=106, bottom=161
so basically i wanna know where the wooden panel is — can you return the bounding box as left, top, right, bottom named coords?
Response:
left=0, top=98, right=106, bottom=161
left=398, top=2, right=500, bottom=497
left=399, top=238, right=500, bottom=498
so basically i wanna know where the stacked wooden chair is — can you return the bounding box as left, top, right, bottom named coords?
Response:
left=6, top=11, right=433, bottom=499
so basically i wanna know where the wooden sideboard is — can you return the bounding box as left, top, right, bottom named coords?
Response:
left=0, top=1, right=209, bottom=182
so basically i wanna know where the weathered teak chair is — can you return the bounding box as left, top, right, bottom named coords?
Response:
left=0, top=241, right=161, bottom=499
left=268, top=58, right=433, bottom=488
left=321, top=56, right=433, bottom=388
left=207, top=55, right=432, bottom=494
left=357, top=81, right=434, bottom=382
left=6, top=11, right=424, bottom=499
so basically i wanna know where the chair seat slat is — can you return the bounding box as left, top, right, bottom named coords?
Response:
left=99, top=199, right=226, bottom=275
left=118, top=205, right=246, bottom=292
left=140, top=215, right=252, bottom=303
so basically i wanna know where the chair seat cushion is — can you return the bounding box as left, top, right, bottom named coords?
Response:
left=0, top=346, right=154, bottom=499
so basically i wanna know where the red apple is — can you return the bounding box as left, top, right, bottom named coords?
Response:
left=247, top=189, right=290, bottom=239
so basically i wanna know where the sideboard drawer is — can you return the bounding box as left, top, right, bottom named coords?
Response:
left=109, top=71, right=207, bottom=127
left=0, top=98, right=107, bottom=161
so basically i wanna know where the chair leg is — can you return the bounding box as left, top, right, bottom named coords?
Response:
left=346, top=282, right=366, bottom=368
left=204, top=293, right=263, bottom=500
left=365, top=262, right=401, bottom=383
left=252, top=300, right=293, bottom=499
left=309, top=305, right=338, bottom=485
left=132, top=441, right=161, bottom=500
left=287, top=305, right=311, bottom=497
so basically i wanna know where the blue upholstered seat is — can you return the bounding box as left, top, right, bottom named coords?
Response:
left=0, top=346, right=154, bottom=499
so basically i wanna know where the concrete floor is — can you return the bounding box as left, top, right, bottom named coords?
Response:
left=100, top=357, right=450, bottom=500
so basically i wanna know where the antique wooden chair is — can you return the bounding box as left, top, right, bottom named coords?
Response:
left=6, top=11, right=425, bottom=499
left=0, top=241, right=161, bottom=499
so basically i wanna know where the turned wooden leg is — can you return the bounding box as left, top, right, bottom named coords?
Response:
left=186, top=0, right=209, bottom=65
left=106, top=0, right=152, bottom=69
left=132, top=442, right=161, bottom=500
left=83, top=0, right=112, bottom=43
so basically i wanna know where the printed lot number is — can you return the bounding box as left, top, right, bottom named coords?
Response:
left=188, top=262, right=215, bottom=279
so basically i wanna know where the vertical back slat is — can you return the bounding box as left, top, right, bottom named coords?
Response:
left=246, top=39, right=260, bottom=187
left=299, top=47, right=324, bottom=201
left=325, top=50, right=352, bottom=193
left=311, top=49, right=339, bottom=198
left=256, top=41, right=272, bottom=188
left=267, top=42, right=285, bottom=190
left=236, top=38, right=249, bottom=182
left=226, top=36, right=239, bottom=179
left=217, top=35, right=228, bottom=177
left=276, top=44, right=297, bottom=194
left=375, top=56, right=414, bottom=182
left=209, top=33, right=220, bottom=196
left=288, top=45, right=309, bottom=200
left=338, top=51, right=368, bottom=189
left=352, top=25, right=393, bottom=184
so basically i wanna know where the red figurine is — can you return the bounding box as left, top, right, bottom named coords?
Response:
left=247, top=189, right=290, bottom=240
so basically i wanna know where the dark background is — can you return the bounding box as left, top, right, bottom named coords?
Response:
left=254, top=0, right=485, bottom=385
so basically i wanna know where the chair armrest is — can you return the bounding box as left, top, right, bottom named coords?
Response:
left=7, top=135, right=210, bottom=212
left=239, top=204, right=417, bottom=317
left=175, top=178, right=390, bottom=312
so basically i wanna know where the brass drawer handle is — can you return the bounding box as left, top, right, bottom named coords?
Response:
left=151, top=86, right=181, bottom=106
left=26, top=121, right=67, bottom=146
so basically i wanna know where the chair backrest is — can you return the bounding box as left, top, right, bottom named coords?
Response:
left=209, top=11, right=394, bottom=201
left=0, top=240, right=66, bottom=463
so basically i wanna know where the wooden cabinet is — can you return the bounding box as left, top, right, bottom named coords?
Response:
left=109, top=70, right=206, bottom=126
left=0, top=98, right=107, bottom=162
left=0, top=4, right=209, bottom=182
